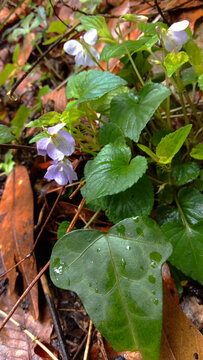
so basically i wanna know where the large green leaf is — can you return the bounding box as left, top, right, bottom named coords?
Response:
left=99, top=175, right=154, bottom=223
left=84, top=144, right=147, bottom=202
left=162, top=222, right=203, bottom=284
left=110, top=83, right=170, bottom=142
left=50, top=217, right=172, bottom=360
left=66, top=70, right=127, bottom=104
left=177, top=187, right=203, bottom=225
left=172, top=161, right=200, bottom=186
left=156, top=124, right=192, bottom=164
left=0, top=63, right=16, bottom=86
left=99, top=122, right=125, bottom=146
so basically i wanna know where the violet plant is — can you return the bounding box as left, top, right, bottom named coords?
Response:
left=11, top=15, right=203, bottom=360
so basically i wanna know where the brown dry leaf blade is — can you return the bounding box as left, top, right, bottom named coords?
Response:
left=0, top=293, right=53, bottom=360
left=160, top=283, right=203, bottom=360
left=0, top=166, right=38, bottom=319
left=42, top=87, right=67, bottom=113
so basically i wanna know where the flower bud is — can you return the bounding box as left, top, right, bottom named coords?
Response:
left=122, top=14, right=148, bottom=23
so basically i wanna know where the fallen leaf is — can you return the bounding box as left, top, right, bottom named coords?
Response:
left=0, top=166, right=38, bottom=319
left=160, top=283, right=203, bottom=359
left=18, top=32, right=35, bottom=66
left=41, top=87, right=67, bottom=113
left=181, top=296, right=203, bottom=330
left=34, top=341, right=58, bottom=359
left=0, top=291, right=53, bottom=360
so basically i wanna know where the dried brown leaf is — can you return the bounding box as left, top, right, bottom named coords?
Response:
left=160, top=284, right=203, bottom=360
left=0, top=166, right=38, bottom=319
left=41, top=87, right=67, bottom=113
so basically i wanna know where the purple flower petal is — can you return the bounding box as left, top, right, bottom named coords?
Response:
left=48, top=123, right=66, bottom=135
left=84, top=29, right=98, bottom=45
left=63, top=40, right=83, bottom=55
left=52, top=132, right=75, bottom=156
left=169, top=20, right=189, bottom=32
left=44, top=159, right=77, bottom=185
left=37, top=137, right=51, bottom=156
left=46, top=142, right=64, bottom=160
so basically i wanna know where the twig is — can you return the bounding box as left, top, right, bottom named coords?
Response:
left=154, top=0, right=169, bottom=25
left=69, top=180, right=86, bottom=199
left=40, top=273, right=69, bottom=360
left=0, top=261, right=50, bottom=331
left=72, top=334, right=88, bottom=360
left=0, top=0, right=27, bottom=31
left=0, top=143, right=36, bottom=151
left=66, top=197, right=86, bottom=233
left=61, top=0, right=120, bottom=18
left=83, top=320, right=93, bottom=360
left=8, top=22, right=79, bottom=98
left=97, top=330, right=108, bottom=360
left=49, top=0, right=70, bottom=28
left=0, top=310, right=58, bottom=360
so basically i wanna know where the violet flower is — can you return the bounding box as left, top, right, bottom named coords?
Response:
left=158, top=20, right=189, bottom=52
left=63, top=29, right=100, bottom=67
left=37, top=123, right=75, bottom=161
left=44, top=158, right=78, bottom=185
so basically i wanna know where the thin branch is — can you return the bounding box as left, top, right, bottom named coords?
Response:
left=61, top=0, right=120, bottom=18
left=83, top=320, right=93, bottom=360
left=49, top=0, right=70, bottom=28
left=0, top=143, right=36, bottom=151
left=154, top=0, right=169, bottom=25
left=66, top=197, right=86, bottom=233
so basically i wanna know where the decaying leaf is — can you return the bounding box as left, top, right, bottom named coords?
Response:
left=0, top=166, right=38, bottom=319
left=160, top=284, right=203, bottom=360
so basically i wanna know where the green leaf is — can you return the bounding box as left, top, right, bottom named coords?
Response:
left=100, top=38, right=149, bottom=61
left=8, top=28, right=26, bottom=41
left=43, top=35, right=61, bottom=45
left=66, top=70, right=127, bottom=104
left=137, top=22, right=167, bottom=35
left=48, top=20, right=69, bottom=34
left=99, top=175, right=154, bottom=223
left=12, top=44, right=20, bottom=64
left=11, top=105, right=31, bottom=140
left=164, top=51, right=189, bottom=77
left=50, top=216, right=172, bottom=360
left=37, top=85, right=51, bottom=103
left=0, top=63, right=16, bottom=86
left=90, top=86, right=129, bottom=116
left=57, top=221, right=70, bottom=239
left=198, top=74, right=203, bottom=90
left=195, top=169, right=203, bottom=191
left=84, top=144, right=147, bottom=202
left=110, top=83, right=170, bottom=142
left=26, top=112, right=61, bottom=128
left=181, top=69, right=197, bottom=86
left=80, top=15, right=114, bottom=42
left=162, top=221, right=203, bottom=284
left=29, top=131, right=49, bottom=144
left=190, top=143, right=203, bottom=160
left=0, top=125, right=15, bottom=144
left=172, top=161, right=200, bottom=186
left=0, top=150, right=15, bottom=175
left=137, top=144, right=159, bottom=162
left=184, top=39, right=203, bottom=76
left=178, top=187, right=203, bottom=225
left=156, top=204, right=180, bottom=225
left=99, top=122, right=125, bottom=145
left=156, top=124, right=192, bottom=164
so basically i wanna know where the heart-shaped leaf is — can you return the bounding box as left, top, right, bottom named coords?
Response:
left=177, top=187, right=203, bottom=225
left=66, top=70, right=126, bottom=104
left=190, top=143, right=203, bottom=160
left=50, top=217, right=172, bottom=360
left=164, top=52, right=189, bottom=77
left=162, top=221, right=203, bottom=284
left=172, top=161, right=200, bottom=186
left=110, top=83, right=170, bottom=142
left=99, top=175, right=154, bottom=223
left=84, top=144, right=147, bottom=202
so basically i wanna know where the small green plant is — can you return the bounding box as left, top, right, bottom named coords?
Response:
left=2, top=12, right=203, bottom=360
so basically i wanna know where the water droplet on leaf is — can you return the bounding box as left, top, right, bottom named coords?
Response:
left=148, top=275, right=156, bottom=284
left=154, top=298, right=159, bottom=305
left=136, top=227, right=144, bottom=237
left=150, top=252, right=162, bottom=263
left=126, top=245, right=131, bottom=250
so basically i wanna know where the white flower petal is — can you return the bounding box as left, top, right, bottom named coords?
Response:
left=48, top=123, right=66, bottom=135
left=84, top=29, right=98, bottom=45
left=37, top=137, right=50, bottom=156
left=90, top=47, right=100, bottom=62
left=75, top=51, right=87, bottom=66
left=63, top=40, right=83, bottom=55
left=169, top=20, right=189, bottom=32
